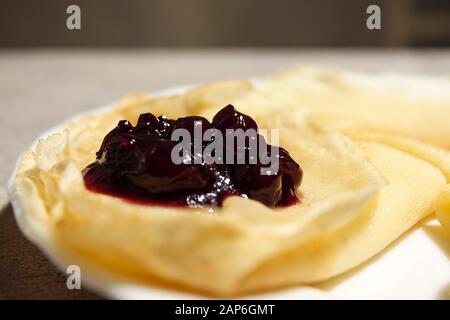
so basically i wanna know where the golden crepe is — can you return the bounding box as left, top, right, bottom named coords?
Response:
left=10, top=67, right=450, bottom=297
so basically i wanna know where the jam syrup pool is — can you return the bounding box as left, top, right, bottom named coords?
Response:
left=83, top=105, right=302, bottom=209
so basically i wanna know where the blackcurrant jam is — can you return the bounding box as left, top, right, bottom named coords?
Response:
left=83, top=104, right=302, bottom=208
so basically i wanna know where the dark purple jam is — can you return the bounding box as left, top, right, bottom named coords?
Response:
left=83, top=104, right=302, bottom=208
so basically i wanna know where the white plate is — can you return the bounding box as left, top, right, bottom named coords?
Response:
left=7, top=82, right=450, bottom=300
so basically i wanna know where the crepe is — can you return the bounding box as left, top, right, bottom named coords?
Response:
left=11, top=68, right=450, bottom=296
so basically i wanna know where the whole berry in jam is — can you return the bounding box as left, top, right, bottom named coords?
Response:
left=212, top=104, right=257, bottom=132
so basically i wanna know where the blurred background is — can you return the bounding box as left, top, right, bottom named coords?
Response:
left=1, top=0, right=450, bottom=47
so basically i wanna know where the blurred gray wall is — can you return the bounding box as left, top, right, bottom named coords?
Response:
left=1, top=0, right=449, bottom=47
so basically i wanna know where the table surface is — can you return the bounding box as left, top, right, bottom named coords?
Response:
left=1, top=49, right=449, bottom=299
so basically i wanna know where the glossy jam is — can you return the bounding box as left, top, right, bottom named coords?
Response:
left=83, top=104, right=302, bottom=208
